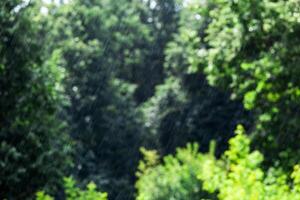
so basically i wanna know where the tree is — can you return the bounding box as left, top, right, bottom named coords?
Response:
left=141, top=0, right=251, bottom=156
left=0, top=1, right=72, bottom=199
left=132, top=0, right=180, bottom=103
left=187, top=0, right=300, bottom=167
left=42, top=1, right=148, bottom=199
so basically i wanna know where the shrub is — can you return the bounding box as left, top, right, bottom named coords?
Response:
left=137, top=125, right=300, bottom=200
left=36, top=177, right=107, bottom=200
left=136, top=146, right=216, bottom=200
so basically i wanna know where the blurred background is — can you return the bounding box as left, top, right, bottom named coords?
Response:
left=1, top=0, right=300, bottom=199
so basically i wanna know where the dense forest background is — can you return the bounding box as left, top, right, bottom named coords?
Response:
left=2, top=0, right=300, bottom=199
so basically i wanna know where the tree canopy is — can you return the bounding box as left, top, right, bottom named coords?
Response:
left=2, top=0, right=300, bottom=199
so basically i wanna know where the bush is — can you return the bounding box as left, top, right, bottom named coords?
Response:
left=137, top=125, right=300, bottom=200
left=36, top=177, right=107, bottom=200
left=136, top=146, right=216, bottom=200
left=199, top=125, right=300, bottom=200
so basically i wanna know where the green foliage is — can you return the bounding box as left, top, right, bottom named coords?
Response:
left=142, top=73, right=251, bottom=156
left=142, top=0, right=252, bottom=155
left=36, top=192, right=54, bottom=200
left=3, top=0, right=300, bottom=199
left=199, top=125, right=300, bottom=200
left=134, top=0, right=180, bottom=102
left=136, top=144, right=216, bottom=200
left=178, top=0, right=300, bottom=166
left=137, top=125, right=300, bottom=200
left=199, top=125, right=265, bottom=198
left=36, top=177, right=107, bottom=200
left=41, top=1, right=150, bottom=199
left=141, top=76, right=187, bottom=147
left=0, top=1, right=72, bottom=199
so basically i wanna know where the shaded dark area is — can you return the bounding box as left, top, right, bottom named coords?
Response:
left=158, top=73, right=252, bottom=156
